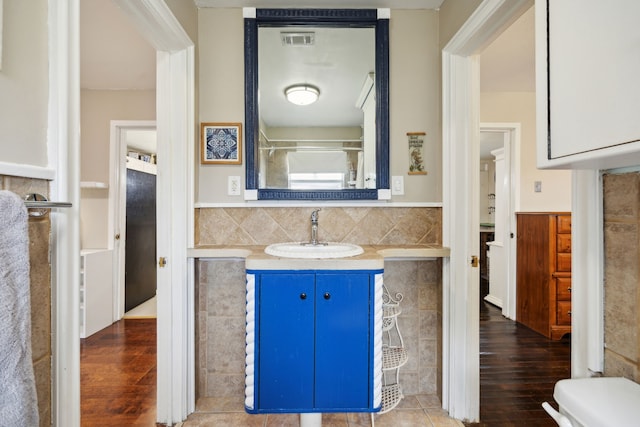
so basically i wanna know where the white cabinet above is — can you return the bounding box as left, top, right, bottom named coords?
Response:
left=536, top=0, right=640, bottom=170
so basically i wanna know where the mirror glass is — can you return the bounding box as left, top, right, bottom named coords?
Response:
left=245, top=9, right=389, bottom=200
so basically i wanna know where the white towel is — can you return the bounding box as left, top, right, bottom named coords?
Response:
left=0, top=191, right=39, bottom=427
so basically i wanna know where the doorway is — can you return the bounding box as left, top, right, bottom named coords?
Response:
left=479, top=124, right=519, bottom=320
left=109, top=121, right=158, bottom=320
left=124, top=162, right=157, bottom=314
left=74, top=0, right=195, bottom=424
left=441, top=0, right=533, bottom=421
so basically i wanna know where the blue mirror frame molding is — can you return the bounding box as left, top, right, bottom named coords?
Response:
left=244, top=9, right=390, bottom=201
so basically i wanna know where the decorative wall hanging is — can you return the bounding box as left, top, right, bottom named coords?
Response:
left=407, top=132, right=427, bottom=175
left=201, top=122, right=242, bottom=165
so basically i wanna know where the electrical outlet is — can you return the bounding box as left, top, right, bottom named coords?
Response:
left=228, top=176, right=241, bottom=196
left=392, top=176, right=404, bottom=195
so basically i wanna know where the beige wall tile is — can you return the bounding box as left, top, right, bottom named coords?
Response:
left=603, top=172, right=640, bottom=219
left=205, top=262, right=246, bottom=317
left=33, top=356, right=51, bottom=426
left=604, top=349, right=638, bottom=381
left=603, top=172, right=640, bottom=379
left=604, top=222, right=638, bottom=361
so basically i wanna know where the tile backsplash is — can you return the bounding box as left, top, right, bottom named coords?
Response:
left=195, top=207, right=442, bottom=246
left=603, top=172, right=640, bottom=380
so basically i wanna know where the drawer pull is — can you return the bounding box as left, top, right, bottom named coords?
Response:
left=300, top=293, right=307, bottom=300
left=324, top=292, right=331, bottom=300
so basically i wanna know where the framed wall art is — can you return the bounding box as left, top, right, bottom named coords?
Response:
left=407, top=132, right=427, bottom=175
left=201, top=122, right=242, bottom=165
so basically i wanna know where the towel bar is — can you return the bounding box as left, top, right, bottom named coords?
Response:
left=24, top=193, right=72, bottom=217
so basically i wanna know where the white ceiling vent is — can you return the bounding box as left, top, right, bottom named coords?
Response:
left=281, top=32, right=315, bottom=46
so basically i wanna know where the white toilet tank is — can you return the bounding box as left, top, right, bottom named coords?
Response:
left=543, top=377, right=640, bottom=427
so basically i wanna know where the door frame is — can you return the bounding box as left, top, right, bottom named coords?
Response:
left=109, top=120, right=157, bottom=320
left=110, top=1, right=196, bottom=423
left=441, top=0, right=532, bottom=421
left=49, top=1, right=81, bottom=425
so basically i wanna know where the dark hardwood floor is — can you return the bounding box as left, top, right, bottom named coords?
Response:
left=80, top=301, right=570, bottom=426
left=81, top=318, right=161, bottom=427
left=464, top=300, right=571, bottom=426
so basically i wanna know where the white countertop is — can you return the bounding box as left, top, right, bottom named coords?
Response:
left=188, top=244, right=450, bottom=270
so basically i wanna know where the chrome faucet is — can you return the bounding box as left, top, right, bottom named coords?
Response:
left=310, top=209, right=321, bottom=245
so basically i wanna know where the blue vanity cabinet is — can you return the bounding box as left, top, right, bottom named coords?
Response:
left=257, top=272, right=316, bottom=410
left=245, top=269, right=382, bottom=414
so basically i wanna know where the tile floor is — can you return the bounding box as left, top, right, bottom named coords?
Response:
left=178, top=394, right=464, bottom=427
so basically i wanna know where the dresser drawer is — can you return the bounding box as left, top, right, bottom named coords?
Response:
left=557, top=234, right=571, bottom=253
left=557, top=253, right=572, bottom=272
left=557, top=301, right=572, bottom=325
left=557, top=215, right=571, bottom=233
left=556, top=277, right=572, bottom=301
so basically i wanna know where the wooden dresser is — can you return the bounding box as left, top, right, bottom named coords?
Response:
left=516, top=213, right=571, bottom=340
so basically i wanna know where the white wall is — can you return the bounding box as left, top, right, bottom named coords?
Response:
left=481, top=91, right=572, bottom=212
left=0, top=0, right=49, bottom=168
left=197, top=9, right=442, bottom=204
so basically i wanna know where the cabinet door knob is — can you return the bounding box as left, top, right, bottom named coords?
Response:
left=324, top=292, right=331, bottom=300
left=300, top=293, right=307, bottom=300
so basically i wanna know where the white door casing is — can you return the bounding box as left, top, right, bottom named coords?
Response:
left=49, top=1, right=81, bottom=425
left=109, top=120, right=157, bottom=321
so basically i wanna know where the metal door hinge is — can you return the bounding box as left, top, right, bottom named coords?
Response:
left=159, top=257, right=167, bottom=268
left=471, top=255, right=479, bottom=267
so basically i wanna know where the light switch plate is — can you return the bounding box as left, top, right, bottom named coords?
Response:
left=534, top=181, right=542, bottom=193
left=228, top=176, right=241, bottom=196
left=392, top=175, right=404, bottom=195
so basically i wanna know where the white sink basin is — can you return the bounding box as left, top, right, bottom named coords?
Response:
left=264, top=242, right=364, bottom=259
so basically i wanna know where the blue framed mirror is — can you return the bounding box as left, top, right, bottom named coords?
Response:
left=244, top=9, right=389, bottom=200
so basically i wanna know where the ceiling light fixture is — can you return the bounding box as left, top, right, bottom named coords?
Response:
left=285, top=84, right=320, bottom=106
